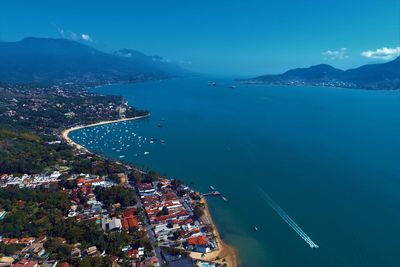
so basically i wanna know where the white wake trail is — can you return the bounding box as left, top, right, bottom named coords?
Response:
left=257, top=186, right=319, bottom=249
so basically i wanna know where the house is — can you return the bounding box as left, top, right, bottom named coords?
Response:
left=19, top=237, right=35, bottom=245
left=29, top=242, right=46, bottom=257
left=117, top=173, right=128, bottom=184
left=127, top=249, right=139, bottom=259
left=138, top=183, right=156, bottom=196
left=86, top=246, right=98, bottom=256
left=41, top=260, right=59, bottom=267
left=121, top=216, right=139, bottom=232
left=108, top=218, right=122, bottom=232
left=1, top=238, right=18, bottom=245
left=186, top=236, right=210, bottom=253
left=71, top=247, right=81, bottom=258
left=13, top=259, right=39, bottom=267
left=0, top=256, right=14, bottom=266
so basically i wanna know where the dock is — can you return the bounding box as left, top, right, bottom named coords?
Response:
left=202, top=189, right=227, bottom=201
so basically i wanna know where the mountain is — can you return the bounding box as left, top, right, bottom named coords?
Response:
left=0, top=37, right=190, bottom=84
left=114, top=49, right=190, bottom=77
left=246, top=58, right=400, bottom=89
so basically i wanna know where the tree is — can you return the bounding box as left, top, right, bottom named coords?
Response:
left=157, top=206, right=169, bottom=217
left=193, top=205, right=204, bottom=219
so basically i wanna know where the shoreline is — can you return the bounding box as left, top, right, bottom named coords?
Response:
left=61, top=115, right=149, bottom=151
left=189, top=197, right=239, bottom=267
left=61, top=115, right=239, bottom=267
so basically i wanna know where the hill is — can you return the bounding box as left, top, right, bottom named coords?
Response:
left=247, top=58, right=400, bottom=89
left=0, top=37, right=189, bottom=84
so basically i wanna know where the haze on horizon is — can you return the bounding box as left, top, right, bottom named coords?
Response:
left=1, top=0, right=399, bottom=76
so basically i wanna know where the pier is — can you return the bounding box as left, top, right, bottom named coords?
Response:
left=202, top=188, right=227, bottom=201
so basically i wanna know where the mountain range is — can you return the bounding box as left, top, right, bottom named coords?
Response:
left=246, top=58, right=400, bottom=89
left=0, top=37, right=190, bottom=84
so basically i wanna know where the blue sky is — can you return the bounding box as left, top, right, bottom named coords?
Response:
left=1, top=0, right=399, bottom=75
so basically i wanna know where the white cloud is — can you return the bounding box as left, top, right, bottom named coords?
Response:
left=360, top=47, right=400, bottom=60
left=322, top=48, right=348, bottom=60
left=54, top=25, right=93, bottom=42
left=81, top=34, right=93, bottom=42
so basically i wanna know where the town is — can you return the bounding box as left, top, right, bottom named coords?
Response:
left=0, top=83, right=229, bottom=267
left=0, top=158, right=224, bottom=266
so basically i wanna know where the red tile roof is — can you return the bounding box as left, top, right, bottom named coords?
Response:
left=123, top=207, right=137, bottom=217
left=127, top=249, right=139, bottom=258
left=186, top=235, right=208, bottom=246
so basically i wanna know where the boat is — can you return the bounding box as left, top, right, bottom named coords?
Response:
left=254, top=226, right=258, bottom=231
left=222, top=196, right=227, bottom=201
left=210, top=186, right=215, bottom=191
left=144, top=151, right=150, bottom=155
left=119, top=155, right=125, bottom=158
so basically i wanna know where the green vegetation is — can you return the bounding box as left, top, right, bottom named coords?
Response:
left=78, top=256, right=112, bottom=267
left=94, top=186, right=137, bottom=208
left=0, top=129, right=74, bottom=174
left=0, top=84, right=153, bottom=263
left=0, top=187, right=69, bottom=237
left=157, top=206, right=169, bottom=217
left=44, top=238, right=72, bottom=261
left=193, top=205, right=205, bottom=219
left=129, top=170, right=160, bottom=184
left=0, top=243, right=25, bottom=255
left=0, top=187, right=135, bottom=261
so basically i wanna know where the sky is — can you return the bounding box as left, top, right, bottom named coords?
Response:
left=1, top=0, right=399, bottom=76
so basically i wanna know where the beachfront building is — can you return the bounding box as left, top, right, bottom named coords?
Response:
left=186, top=236, right=211, bottom=253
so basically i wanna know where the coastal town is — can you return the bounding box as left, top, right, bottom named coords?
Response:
left=0, top=83, right=237, bottom=267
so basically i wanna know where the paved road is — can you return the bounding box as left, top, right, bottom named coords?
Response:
left=128, top=182, right=163, bottom=265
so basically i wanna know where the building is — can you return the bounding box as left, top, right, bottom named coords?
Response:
left=108, top=218, right=122, bottom=232
left=186, top=236, right=210, bottom=253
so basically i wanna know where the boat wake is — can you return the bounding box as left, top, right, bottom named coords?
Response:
left=257, top=186, right=319, bottom=249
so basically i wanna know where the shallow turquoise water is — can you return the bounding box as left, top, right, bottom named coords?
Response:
left=70, top=77, right=400, bottom=266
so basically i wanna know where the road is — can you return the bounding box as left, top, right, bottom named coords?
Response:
left=128, top=181, right=163, bottom=265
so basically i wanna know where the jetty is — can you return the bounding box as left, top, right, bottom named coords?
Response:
left=202, top=187, right=227, bottom=201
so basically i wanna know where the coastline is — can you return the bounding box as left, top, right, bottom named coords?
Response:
left=190, top=197, right=239, bottom=267
left=61, top=115, right=149, bottom=151
left=61, top=115, right=239, bottom=267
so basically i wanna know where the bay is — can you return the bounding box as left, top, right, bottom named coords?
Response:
left=69, top=77, right=400, bottom=267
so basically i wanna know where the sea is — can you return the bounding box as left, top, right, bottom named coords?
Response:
left=69, top=77, right=400, bottom=267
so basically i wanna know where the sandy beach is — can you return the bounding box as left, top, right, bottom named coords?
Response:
left=61, top=114, right=238, bottom=266
left=190, top=197, right=239, bottom=267
left=61, top=115, right=149, bottom=151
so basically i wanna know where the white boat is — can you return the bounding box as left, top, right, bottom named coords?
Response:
left=210, top=186, right=215, bottom=190
left=254, top=226, right=258, bottom=231
left=144, top=151, right=150, bottom=155
left=222, top=196, right=227, bottom=201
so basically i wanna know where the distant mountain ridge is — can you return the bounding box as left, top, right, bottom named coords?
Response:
left=0, top=37, right=190, bottom=84
left=246, top=58, right=400, bottom=89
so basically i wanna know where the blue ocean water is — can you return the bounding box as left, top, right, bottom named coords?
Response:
left=69, top=77, right=400, bottom=267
